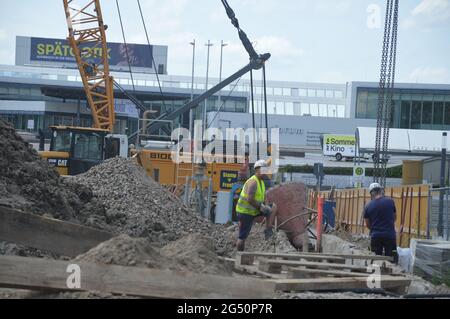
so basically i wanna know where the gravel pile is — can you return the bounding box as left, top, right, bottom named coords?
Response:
left=74, top=157, right=235, bottom=256
left=0, top=119, right=110, bottom=257
left=75, top=233, right=232, bottom=276
left=0, top=119, right=106, bottom=224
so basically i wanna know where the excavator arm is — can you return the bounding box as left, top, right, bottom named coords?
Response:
left=63, top=0, right=115, bottom=132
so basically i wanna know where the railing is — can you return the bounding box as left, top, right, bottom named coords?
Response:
left=310, top=184, right=432, bottom=248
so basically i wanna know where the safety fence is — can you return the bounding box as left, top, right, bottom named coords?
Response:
left=309, top=185, right=434, bottom=248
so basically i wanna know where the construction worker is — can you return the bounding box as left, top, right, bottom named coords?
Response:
left=235, top=159, right=277, bottom=252
left=364, top=183, right=397, bottom=259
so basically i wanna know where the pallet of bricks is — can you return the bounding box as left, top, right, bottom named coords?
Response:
left=233, top=251, right=412, bottom=294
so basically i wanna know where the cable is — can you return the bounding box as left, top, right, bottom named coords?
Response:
left=115, top=0, right=136, bottom=92
left=136, top=0, right=168, bottom=116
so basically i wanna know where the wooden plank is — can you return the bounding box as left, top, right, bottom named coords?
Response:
left=237, top=251, right=393, bottom=262
left=286, top=268, right=370, bottom=279
left=0, top=206, right=113, bottom=257
left=257, top=259, right=393, bottom=275
left=0, top=255, right=275, bottom=299
left=237, top=252, right=346, bottom=264
left=234, top=265, right=284, bottom=280
left=273, top=276, right=411, bottom=293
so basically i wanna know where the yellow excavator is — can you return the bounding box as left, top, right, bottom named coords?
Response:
left=40, top=0, right=270, bottom=195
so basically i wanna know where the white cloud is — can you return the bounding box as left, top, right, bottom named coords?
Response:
left=315, top=0, right=352, bottom=16
left=252, top=36, right=304, bottom=60
left=139, top=0, right=189, bottom=33
left=409, top=67, right=450, bottom=83
left=403, top=0, right=450, bottom=29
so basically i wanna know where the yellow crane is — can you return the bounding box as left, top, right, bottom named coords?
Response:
left=41, top=0, right=270, bottom=200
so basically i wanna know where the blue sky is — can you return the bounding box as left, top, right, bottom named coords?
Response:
left=0, top=0, right=449, bottom=84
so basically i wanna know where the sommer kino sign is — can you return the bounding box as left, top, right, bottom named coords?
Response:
left=29, top=37, right=153, bottom=69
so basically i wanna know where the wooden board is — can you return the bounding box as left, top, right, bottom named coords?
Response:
left=258, top=259, right=393, bottom=275
left=273, top=276, right=411, bottom=293
left=235, top=252, right=346, bottom=265
left=286, top=268, right=370, bottom=279
left=236, top=251, right=393, bottom=262
left=0, top=207, right=113, bottom=257
left=234, top=265, right=285, bottom=280
left=0, top=255, right=275, bottom=299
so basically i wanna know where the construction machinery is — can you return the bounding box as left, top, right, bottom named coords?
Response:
left=40, top=0, right=270, bottom=199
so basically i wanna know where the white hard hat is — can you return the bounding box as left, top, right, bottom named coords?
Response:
left=369, top=183, right=382, bottom=193
left=254, top=160, right=268, bottom=169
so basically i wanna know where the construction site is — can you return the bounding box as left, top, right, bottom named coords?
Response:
left=0, top=0, right=450, bottom=301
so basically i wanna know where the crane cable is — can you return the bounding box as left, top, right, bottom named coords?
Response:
left=136, top=0, right=168, bottom=114
left=115, top=0, right=137, bottom=93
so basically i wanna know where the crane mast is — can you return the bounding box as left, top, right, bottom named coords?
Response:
left=63, top=0, right=115, bottom=132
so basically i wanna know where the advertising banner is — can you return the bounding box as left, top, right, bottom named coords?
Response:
left=30, top=37, right=153, bottom=69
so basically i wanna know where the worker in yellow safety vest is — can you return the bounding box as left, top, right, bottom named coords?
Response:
left=235, top=160, right=277, bottom=252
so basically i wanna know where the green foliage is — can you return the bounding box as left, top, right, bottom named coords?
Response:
left=280, top=165, right=403, bottom=178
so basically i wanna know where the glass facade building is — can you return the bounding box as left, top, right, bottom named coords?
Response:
left=354, top=85, right=450, bottom=130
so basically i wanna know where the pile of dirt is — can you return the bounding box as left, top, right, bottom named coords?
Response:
left=74, top=157, right=235, bottom=255
left=74, top=233, right=233, bottom=276
left=0, top=119, right=107, bottom=228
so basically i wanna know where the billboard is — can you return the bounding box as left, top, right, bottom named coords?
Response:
left=29, top=37, right=153, bottom=69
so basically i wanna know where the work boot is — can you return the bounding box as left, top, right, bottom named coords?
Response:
left=264, top=227, right=274, bottom=240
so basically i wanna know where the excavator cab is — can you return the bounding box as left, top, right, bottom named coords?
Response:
left=40, top=126, right=128, bottom=175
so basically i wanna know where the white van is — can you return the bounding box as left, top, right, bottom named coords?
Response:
left=323, top=134, right=358, bottom=161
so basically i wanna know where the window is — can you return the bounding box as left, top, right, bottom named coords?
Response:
left=319, top=104, right=327, bottom=117
left=400, top=101, right=411, bottom=129
left=433, top=102, right=444, bottom=126
left=301, top=103, right=310, bottom=115
left=299, top=89, right=307, bottom=97
left=421, top=101, right=432, bottom=125
left=326, top=90, right=334, bottom=98
left=310, top=103, right=319, bottom=116
left=285, top=102, right=294, bottom=115
left=53, top=130, right=72, bottom=153
left=367, top=92, right=378, bottom=119
left=335, top=91, right=343, bottom=99
left=73, top=132, right=103, bottom=160
left=273, top=88, right=283, bottom=96
left=291, top=88, right=299, bottom=96
left=356, top=91, right=369, bottom=118
left=293, top=102, right=301, bottom=115
left=445, top=102, right=450, bottom=126
left=307, top=89, right=316, bottom=97
left=235, top=100, right=246, bottom=113
left=328, top=105, right=338, bottom=117
left=316, top=90, right=325, bottom=98
left=282, top=88, right=291, bottom=96
left=158, top=64, right=165, bottom=74
left=411, top=101, right=421, bottom=129
left=337, top=105, right=345, bottom=118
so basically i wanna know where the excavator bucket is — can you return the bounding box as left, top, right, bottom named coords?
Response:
left=266, top=183, right=309, bottom=249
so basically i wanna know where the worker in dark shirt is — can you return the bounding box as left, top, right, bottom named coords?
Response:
left=364, top=183, right=397, bottom=258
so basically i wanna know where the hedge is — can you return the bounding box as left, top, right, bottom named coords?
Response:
left=281, top=164, right=403, bottom=178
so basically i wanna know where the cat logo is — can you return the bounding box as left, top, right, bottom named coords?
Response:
left=48, top=159, right=68, bottom=167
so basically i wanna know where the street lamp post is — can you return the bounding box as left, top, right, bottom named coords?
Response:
left=203, top=40, right=214, bottom=133
left=189, top=40, right=196, bottom=141
left=438, top=132, right=448, bottom=237
left=218, top=40, right=228, bottom=110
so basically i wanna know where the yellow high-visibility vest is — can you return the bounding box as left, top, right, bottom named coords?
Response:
left=236, top=175, right=265, bottom=216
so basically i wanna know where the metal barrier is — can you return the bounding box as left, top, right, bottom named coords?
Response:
left=310, top=185, right=432, bottom=248
left=428, top=187, right=450, bottom=241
